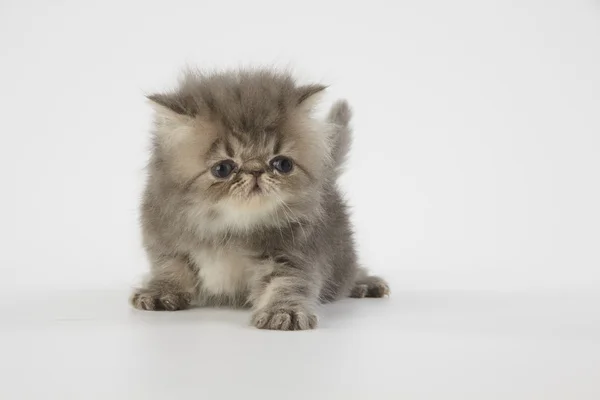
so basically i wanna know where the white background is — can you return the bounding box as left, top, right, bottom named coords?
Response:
left=1, top=1, right=599, bottom=399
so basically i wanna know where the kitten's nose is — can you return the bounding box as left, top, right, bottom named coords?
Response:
left=244, top=159, right=265, bottom=177
left=248, top=169, right=264, bottom=177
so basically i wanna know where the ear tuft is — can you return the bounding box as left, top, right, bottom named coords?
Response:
left=296, top=84, right=328, bottom=105
left=146, top=92, right=197, bottom=143
left=146, top=92, right=197, bottom=116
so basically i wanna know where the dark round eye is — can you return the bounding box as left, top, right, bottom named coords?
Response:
left=211, top=160, right=236, bottom=178
left=270, top=156, right=294, bottom=174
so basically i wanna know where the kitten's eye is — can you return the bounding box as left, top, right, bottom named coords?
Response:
left=270, top=156, right=294, bottom=174
left=211, top=160, right=237, bottom=178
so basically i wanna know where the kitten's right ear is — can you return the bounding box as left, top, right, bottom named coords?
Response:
left=147, top=89, right=199, bottom=115
left=146, top=93, right=197, bottom=144
left=147, top=92, right=197, bottom=122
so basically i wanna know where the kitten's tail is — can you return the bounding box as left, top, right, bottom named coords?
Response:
left=327, top=100, right=353, bottom=175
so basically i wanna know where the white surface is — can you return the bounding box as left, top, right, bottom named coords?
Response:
left=1, top=289, right=599, bottom=399
left=1, top=0, right=600, bottom=398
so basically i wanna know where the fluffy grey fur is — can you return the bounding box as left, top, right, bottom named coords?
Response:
left=131, top=69, right=388, bottom=330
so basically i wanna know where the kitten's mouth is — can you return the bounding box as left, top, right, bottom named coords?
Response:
left=249, top=181, right=263, bottom=195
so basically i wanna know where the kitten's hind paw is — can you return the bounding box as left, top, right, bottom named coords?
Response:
left=350, top=276, right=390, bottom=298
left=130, top=288, right=192, bottom=311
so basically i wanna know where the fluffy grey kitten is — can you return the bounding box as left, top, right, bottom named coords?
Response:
left=131, top=69, right=389, bottom=330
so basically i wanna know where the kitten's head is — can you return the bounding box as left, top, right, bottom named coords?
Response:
left=147, top=69, right=349, bottom=232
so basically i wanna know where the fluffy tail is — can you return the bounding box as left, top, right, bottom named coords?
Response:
left=327, top=100, right=353, bottom=176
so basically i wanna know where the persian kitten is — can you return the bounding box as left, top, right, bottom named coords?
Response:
left=131, top=69, right=389, bottom=330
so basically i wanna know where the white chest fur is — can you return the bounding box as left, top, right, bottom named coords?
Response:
left=190, top=246, right=254, bottom=296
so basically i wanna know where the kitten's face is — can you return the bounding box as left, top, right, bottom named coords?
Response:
left=192, top=117, right=322, bottom=221
left=148, top=71, right=333, bottom=231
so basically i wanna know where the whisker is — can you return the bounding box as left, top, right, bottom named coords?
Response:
left=271, top=191, right=297, bottom=246
left=272, top=206, right=285, bottom=244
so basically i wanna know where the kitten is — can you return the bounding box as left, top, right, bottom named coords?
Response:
left=131, top=69, right=389, bottom=330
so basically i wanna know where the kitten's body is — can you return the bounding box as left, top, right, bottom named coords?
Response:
left=132, top=69, right=388, bottom=330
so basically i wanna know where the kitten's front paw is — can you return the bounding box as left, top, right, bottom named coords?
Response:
left=130, top=288, right=192, bottom=311
left=252, top=307, right=318, bottom=331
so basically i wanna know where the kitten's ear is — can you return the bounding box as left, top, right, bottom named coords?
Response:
left=296, top=84, right=328, bottom=111
left=146, top=93, right=198, bottom=117
left=146, top=92, right=197, bottom=121
left=146, top=93, right=196, bottom=143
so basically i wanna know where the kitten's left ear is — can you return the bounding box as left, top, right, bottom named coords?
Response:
left=296, top=84, right=328, bottom=111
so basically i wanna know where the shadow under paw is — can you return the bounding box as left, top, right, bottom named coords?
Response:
left=252, top=307, right=318, bottom=331
left=130, top=289, right=192, bottom=311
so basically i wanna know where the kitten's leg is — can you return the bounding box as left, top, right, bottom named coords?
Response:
left=130, top=256, right=198, bottom=311
left=350, top=270, right=390, bottom=298
left=249, top=258, right=320, bottom=331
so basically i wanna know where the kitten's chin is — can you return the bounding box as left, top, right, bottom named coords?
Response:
left=245, top=185, right=264, bottom=199
left=211, top=194, right=282, bottom=232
